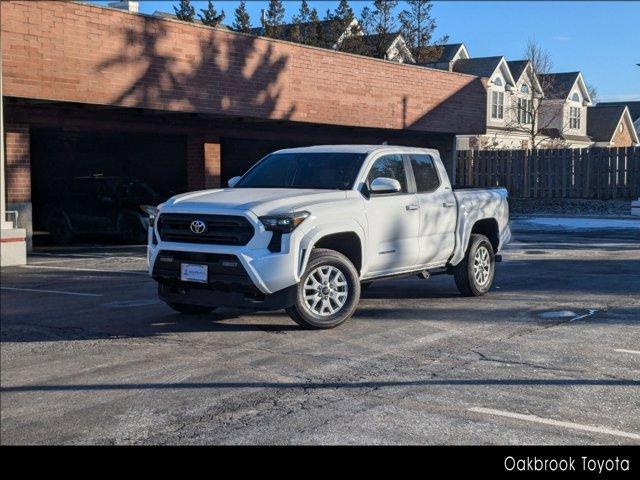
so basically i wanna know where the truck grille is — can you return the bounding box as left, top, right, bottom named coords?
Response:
left=157, top=213, right=254, bottom=245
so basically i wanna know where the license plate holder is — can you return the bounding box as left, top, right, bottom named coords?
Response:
left=180, top=263, right=208, bottom=283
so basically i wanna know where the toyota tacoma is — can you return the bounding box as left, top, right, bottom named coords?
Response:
left=146, top=145, right=511, bottom=329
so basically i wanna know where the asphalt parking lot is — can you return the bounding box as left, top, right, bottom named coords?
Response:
left=1, top=218, right=639, bottom=445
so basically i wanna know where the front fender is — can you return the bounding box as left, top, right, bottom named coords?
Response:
left=298, top=222, right=367, bottom=279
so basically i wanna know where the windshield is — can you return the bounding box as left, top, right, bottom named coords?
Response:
left=235, top=152, right=367, bottom=190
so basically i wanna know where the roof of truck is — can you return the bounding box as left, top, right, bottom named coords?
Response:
left=272, top=145, right=439, bottom=155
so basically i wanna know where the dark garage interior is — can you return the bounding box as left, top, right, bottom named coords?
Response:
left=29, top=128, right=188, bottom=239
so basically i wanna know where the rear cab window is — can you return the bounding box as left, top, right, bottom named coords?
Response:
left=408, top=154, right=440, bottom=192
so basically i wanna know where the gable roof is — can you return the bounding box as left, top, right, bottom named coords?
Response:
left=597, top=101, right=640, bottom=121
left=587, top=105, right=639, bottom=143
left=452, top=56, right=516, bottom=86
left=339, top=32, right=414, bottom=62
left=506, top=60, right=529, bottom=82
left=507, top=60, right=544, bottom=95
left=424, top=43, right=466, bottom=63
left=452, top=56, right=503, bottom=77
left=538, top=72, right=591, bottom=104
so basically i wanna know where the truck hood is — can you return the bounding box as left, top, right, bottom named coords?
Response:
left=163, top=188, right=348, bottom=216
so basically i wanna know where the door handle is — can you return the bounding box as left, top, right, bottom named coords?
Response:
left=405, top=204, right=419, bottom=211
left=442, top=202, right=455, bottom=208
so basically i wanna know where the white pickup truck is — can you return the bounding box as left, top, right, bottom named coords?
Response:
left=146, top=145, right=510, bottom=329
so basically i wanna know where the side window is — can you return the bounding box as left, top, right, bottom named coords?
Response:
left=409, top=154, right=440, bottom=192
left=366, top=154, right=408, bottom=193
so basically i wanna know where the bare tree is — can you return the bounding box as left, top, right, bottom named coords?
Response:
left=505, top=40, right=570, bottom=149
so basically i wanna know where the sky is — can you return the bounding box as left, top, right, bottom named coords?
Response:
left=94, top=1, right=640, bottom=102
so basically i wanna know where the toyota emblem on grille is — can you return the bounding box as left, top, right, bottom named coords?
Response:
left=190, top=220, right=207, bottom=234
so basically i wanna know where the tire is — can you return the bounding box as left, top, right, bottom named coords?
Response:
left=285, top=248, right=360, bottom=329
left=47, top=212, right=74, bottom=245
left=167, top=303, right=217, bottom=315
left=118, top=214, right=147, bottom=244
left=453, top=233, right=495, bottom=297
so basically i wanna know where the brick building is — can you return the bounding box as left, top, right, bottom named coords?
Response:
left=1, top=1, right=487, bottom=248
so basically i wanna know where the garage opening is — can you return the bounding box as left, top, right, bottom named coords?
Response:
left=30, top=128, right=188, bottom=245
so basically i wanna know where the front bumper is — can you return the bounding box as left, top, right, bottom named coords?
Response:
left=147, top=208, right=308, bottom=295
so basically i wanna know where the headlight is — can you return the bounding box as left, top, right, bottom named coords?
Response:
left=259, top=211, right=309, bottom=233
left=140, top=205, right=159, bottom=227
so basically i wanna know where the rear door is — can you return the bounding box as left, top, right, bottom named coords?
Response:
left=362, top=153, right=420, bottom=275
left=407, top=153, right=457, bottom=266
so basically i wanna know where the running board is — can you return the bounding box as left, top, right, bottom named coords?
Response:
left=363, top=266, right=447, bottom=283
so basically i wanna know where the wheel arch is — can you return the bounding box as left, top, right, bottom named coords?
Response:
left=299, top=226, right=366, bottom=278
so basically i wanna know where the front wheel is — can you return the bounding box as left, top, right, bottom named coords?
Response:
left=286, top=248, right=360, bottom=329
left=453, top=233, right=495, bottom=296
left=118, top=214, right=147, bottom=244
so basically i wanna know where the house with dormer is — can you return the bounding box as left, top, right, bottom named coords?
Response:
left=419, top=43, right=469, bottom=69
left=537, top=72, right=593, bottom=148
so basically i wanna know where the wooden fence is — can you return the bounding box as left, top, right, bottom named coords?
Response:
left=455, top=147, right=640, bottom=199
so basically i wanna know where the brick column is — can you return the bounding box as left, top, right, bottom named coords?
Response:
left=5, top=124, right=30, bottom=203
left=3, top=123, right=32, bottom=251
left=186, top=135, right=221, bottom=191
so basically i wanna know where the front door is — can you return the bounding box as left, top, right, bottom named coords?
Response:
left=362, top=154, right=420, bottom=275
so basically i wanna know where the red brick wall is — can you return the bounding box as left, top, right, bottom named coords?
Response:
left=611, top=120, right=634, bottom=147
left=186, top=136, right=221, bottom=190
left=1, top=1, right=486, bottom=135
left=4, top=124, right=30, bottom=203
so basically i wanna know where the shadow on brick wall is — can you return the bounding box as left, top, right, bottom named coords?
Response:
left=97, top=17, right=296, bottom=121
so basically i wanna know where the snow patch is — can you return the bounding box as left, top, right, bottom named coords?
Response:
left=519, top=217, right=640, bottom=230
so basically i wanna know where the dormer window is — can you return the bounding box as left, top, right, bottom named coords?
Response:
left=569, top=106, right=581, bottom=129
left=520, top=84, right=529, bottom=94
left=491, top=91, right=505, bottom=120
left=571, top=92, right=580, bottom=102
left=493, top=77, right=503, bottom=87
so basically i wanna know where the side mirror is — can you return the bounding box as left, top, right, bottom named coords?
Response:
left=370, top=177, right=401, bottom=194
left=228, top=176, right=241, bottom=188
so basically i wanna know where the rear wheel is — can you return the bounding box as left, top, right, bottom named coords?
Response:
left=286, top=248, right=360, bottom=329
left=453, top=233, right=495, bottom=296
left=167, top=303, right=217, bottom=315
left=47, top=212, right=74, bottom=245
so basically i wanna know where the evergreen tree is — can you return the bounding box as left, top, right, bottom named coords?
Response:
left=291, top=0, right=320, bottom=45
left=198, top=0, right=225, bottom=27
left=326, top=0, right=358, bottom=46
left=352, top=0, right=398, bottom=59
left=399, top=0, right=447, bottom=62
left=232, top=1, right=251, bottom=33
left=262, top=0, right=286, bottom=39
left=173, top=0, right=195, bottom=22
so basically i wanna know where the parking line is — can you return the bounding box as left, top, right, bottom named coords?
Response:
left=614, top=349, right=640, bottom=356
left=0, top=286, right=103, bottom=297
left=20, top=265, right=148, bottom=276
left=469, top=407, right=640, bottom=441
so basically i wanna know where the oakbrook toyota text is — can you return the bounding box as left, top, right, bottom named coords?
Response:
left=145, top=145, right=511, bottom=328
left=505, top=456, right=631, bottom=473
